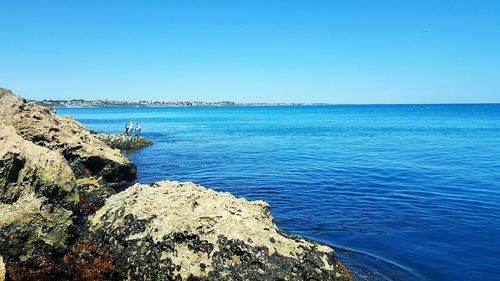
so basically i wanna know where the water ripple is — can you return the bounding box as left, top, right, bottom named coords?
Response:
left=59, top=104, right=500, bottom=281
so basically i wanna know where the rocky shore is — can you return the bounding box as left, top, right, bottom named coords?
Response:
left=0, top=88, right=352, bottom=280
left=94, top=134, right=153, bottom=150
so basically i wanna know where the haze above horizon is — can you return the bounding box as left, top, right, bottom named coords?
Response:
left=1, top=1, right=499, bottom=104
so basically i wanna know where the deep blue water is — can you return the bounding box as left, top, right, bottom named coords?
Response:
left=58, top=105, right=500, bottom=281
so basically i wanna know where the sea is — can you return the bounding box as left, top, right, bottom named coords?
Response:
left=57, top=104, right=500, bottom=281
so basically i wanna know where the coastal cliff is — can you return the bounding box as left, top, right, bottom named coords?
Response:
left=0, top=88, right=352, bottom=280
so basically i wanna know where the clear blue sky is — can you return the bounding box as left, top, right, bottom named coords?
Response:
left=1, top=0, right=499, bottom=103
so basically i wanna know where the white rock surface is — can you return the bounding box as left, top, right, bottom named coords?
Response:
left=90, top=181, right=351, bottom=280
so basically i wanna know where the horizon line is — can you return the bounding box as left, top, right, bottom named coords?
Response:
left=32, top=99, right=500, bottom=106
left=42, top=100, right=500, bottom=105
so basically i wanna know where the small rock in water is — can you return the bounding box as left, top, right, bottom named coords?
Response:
left=95, top=134, right=153, bottom=150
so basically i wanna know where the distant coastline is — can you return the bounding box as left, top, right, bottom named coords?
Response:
left=32, top=99, right=499, bottom=108
left=32, top=99, right=328, bottom=108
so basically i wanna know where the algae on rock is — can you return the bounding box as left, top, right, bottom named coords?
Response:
left=95, top=134, right=153, bottom=150
left=89, top=181, right=352, bottom=280
left=0, top=194, right=72, bottom=262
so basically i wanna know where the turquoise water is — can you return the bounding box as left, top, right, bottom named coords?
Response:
left=58, top=105, right=500, bottom=281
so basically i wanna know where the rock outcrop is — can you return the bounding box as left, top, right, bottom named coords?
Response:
left=89, top=181, right=351, bottom=280
left=0, top=88, right=352, bottom=280
left=0, top=88, right=137, bottom=279
left=0, top=126, right=76, bottom=204
left=95, top=134, right=153, bottom=150
left=0, top=89, right=136, bottom=182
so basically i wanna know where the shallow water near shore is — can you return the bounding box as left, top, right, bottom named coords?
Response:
left=58, top=104, right=500, bottom=281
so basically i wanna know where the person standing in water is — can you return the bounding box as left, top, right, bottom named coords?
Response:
left=135, top=122, right=142, bottom=138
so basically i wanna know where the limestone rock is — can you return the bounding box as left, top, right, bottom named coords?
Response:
left=95, top=134, right=153, bottom=150
left=0, top=126, right=76, bottom=204
left=0, top=194, right=73, bottom=262
left=0, top=88, right=136, bottom=182
left=90, top=181, right=352, bottom=280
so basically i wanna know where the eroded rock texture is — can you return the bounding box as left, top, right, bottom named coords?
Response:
left=0, top=89, right=136, bottom=182
left=0, top=126, right=76, bottom=204
left=0, top=194, right=72, bottom=262
left=89, top=181, right=352, bottom=280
